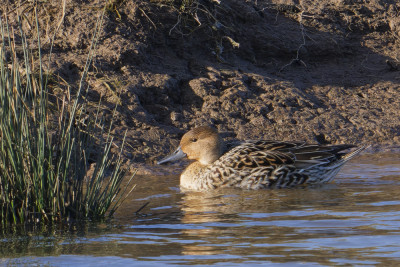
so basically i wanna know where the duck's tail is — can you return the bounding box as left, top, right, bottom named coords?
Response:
left=321, top=144, right=370, bottom=183
left=341, top=144, right=370, bottom=163
left=301, top=144, right=369, bottom=184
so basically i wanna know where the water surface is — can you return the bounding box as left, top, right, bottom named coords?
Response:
left=2, top=153, right=400, bottom=266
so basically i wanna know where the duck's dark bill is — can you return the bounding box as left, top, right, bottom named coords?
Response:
left=157, top=146, right=187, bottom=165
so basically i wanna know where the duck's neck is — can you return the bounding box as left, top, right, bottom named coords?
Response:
left=198, top=138, right=225, bottom=165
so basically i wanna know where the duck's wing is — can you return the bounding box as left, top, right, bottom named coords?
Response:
left=287, top=144, right=357, bottom=169
left=221, top=140, right=302, bottom=169
left=210, top=141, right=306, bottom=189
left=223, top=141, right=358, bottom=170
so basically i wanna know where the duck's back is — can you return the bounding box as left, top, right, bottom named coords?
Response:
left=197, top=140, right=362, bottom=190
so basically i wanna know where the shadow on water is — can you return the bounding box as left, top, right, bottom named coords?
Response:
left=2, top=153, right=400, bottom=266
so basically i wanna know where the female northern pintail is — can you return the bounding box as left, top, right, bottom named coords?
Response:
left=158, top=126, right=367, bottom=191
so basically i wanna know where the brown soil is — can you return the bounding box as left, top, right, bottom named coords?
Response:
left=2, top=0, right=400, bottom=173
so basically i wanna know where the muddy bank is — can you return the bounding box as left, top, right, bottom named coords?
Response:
left=2, top=0, right=400, bottom=172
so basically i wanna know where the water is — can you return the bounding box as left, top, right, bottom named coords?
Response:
left=2, top=154, right=400, bottom=266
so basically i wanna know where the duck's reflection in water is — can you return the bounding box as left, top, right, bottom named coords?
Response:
left=177, top=185, right=344, bottom=256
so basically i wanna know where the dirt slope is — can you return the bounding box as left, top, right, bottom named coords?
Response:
left=3, top=0, right=400, bottom=172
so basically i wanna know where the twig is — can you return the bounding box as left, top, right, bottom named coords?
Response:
left=169, top=14, right=182, bottom=35
left=139, top=7, right=156, bottom=29
left=279, top=11, right=307, bottom=72
left=135, top=201, right=150, bottom=214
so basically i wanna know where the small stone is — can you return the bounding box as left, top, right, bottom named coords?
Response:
left=170, top=111, right=183, bottom=122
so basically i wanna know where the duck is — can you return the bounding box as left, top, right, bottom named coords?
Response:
left=157, top=126, right=368, bottom=191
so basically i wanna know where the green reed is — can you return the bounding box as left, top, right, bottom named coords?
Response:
left=0, top=11, right=134, bottom=227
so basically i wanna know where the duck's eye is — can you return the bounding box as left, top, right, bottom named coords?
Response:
left=190, top=138, right=198, bottom=142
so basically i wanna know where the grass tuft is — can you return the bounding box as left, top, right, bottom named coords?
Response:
left=0, top=8, right=135, bottom=228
